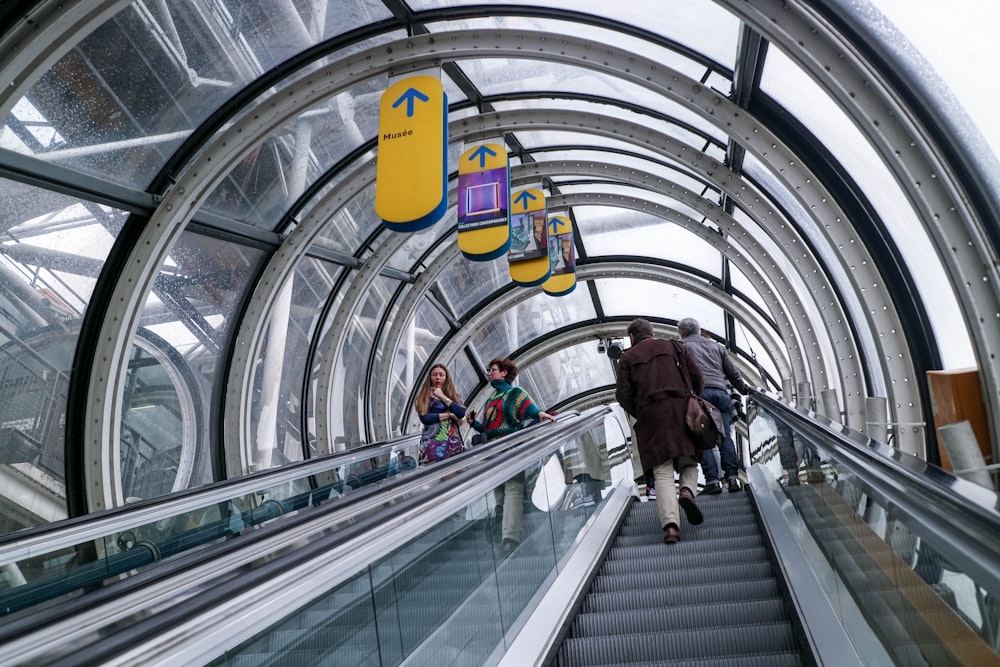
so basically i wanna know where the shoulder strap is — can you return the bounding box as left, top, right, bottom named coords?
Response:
left=669, top=339, right=696, bottom=395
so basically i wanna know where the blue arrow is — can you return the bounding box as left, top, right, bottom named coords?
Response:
left=513, top=190, right=537, bottom=211
left=468, top=145, right=497, bottom=169
left=392, top=87, right=430, bottom=117
left=548, top=217, right=566, bottom=236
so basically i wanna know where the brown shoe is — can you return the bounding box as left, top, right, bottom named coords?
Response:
left=678, top=487, right=704, bottom=525
left=663, top=524, right=680, bottom=544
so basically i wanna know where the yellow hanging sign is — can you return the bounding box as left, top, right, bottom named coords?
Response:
left=542, top=214, right=576, bottom=296
left=375, top=74, right=448, bottom=231
left=508, top=187, right=550, bottom=286
left=456, top=142, right=510, bottom=260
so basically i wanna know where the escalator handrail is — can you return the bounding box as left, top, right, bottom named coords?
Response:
left=0, top=431, right=421, bottom=565
left=753, top=390, right=1000, bottom=599
left=2, top=408, right=612, bottom=666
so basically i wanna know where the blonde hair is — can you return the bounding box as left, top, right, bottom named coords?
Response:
left=415, top=364, right=459, bottom=415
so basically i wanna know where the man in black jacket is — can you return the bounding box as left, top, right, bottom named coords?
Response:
left=678, top=317, right=751, bottom=493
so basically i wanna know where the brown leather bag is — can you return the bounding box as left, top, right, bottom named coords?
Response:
left=671, top=340, right=723, bottom=450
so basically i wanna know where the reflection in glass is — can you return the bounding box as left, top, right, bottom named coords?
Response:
left=748, top=402, right=1000, bottom=664
left=128, top=230, right=267, bottom=495
left=0, top=184, right=122, bottom=535
left=210, top=410, right=632, bottom=665
left=2, top=1, right=394, bottom=189
left=250, top=257, right=342, bottom=472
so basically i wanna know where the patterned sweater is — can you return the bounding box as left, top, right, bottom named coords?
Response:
left=471, top=379, right=542, bottom=441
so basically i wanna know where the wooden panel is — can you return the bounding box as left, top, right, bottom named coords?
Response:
left=926, top=368, right=992, bottom=470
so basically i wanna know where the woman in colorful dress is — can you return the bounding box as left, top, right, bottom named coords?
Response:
left=415, top=364, right=467, bottom=465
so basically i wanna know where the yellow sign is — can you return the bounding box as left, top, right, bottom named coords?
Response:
left=376, top=75, right=448, bottom=231
left=456, top=142, right=510, bottom=260
left=542, top=214, right=576, bottom=296
left=508, top=188, right=550, bottom=286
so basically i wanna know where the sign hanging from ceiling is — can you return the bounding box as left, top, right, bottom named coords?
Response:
left=375, top=72, right=448, bottom=232
left=456, top=140, right=510, bottom=261
left=508, top=186, right=551, bottom=286
left=542, top=213, right=576, bottom=296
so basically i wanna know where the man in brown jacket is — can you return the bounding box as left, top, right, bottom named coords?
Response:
left=615, top=318, right=705, bottom=543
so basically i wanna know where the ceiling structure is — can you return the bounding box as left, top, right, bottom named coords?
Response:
left=0, top=0, right=997, bottom=532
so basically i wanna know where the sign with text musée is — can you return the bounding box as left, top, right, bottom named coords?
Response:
left=543, top=214, right=576, bottom=296
left=508, top=187, right=551, bottom=286
left=376, top=74, right=448, bottom=231
left=456, top=142, right=510, bottom=261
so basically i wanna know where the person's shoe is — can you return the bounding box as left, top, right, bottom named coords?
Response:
left=678, top=487, right=704, bottom=525
left=701, top=480, right=723, bottom=495
left=727, top=478, right=742, bottom=493
left=502, top=538, right=519, bottom=556
left=663, top=523, right=680, bottom=544
left=646, top=487, right=656, bottom=500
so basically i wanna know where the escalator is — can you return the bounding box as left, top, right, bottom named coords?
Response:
left=1, top=397, right=999, bottom=666
left=555, top=493, right=806, bottom=666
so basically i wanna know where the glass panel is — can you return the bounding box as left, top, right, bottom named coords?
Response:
left=2, top=2, right=394, bottom=188
left=208, top=411, right=632, bottom=666
left=519, top=342, right=617, bottom=410
left=201, top=76, right=387, bottom=229
left=594, top=278, right=723, bottom=333
left=391, top=299, right=454, bottom=435
left=250, top=257, right=342, bottom=471
left=575, top=205, right=722, bottom=273
left=0, top=182, right=124, bottom=535
left=425, top=10, right=733, bottom=79
left=126, top=230, right=268, bottom=498
left=468, top=289, right=597, bottom=366
left=436, top=252, right=512, bottom=319
left=868, top=0, right=999, bottom=162
left=322, top=274, right=393, bottom=448
left=413, top=0, right=739, bottom=68
left=470, top=62, right=727, bottom=143
left=748, top=402, right=1000, bottom=664
left=760, top=47, right=973, bottom=369
left=0, top=437, right=420, bottom=617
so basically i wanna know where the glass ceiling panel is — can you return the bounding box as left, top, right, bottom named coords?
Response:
left=557, top=183, right=711, bottom=223
left=413, top=0, right=739, bottom=68
left=436, top=253, right=513, bottom=320
left=760, top=48, right=973, bottom=369
left=730, top=262, right=773, bottom=320
left=490, top=97, right=727, bottom=147
left=733, top=322, right=779, bottom=387
left=595, top=278, right=723, bottom=333
left=1, top=1, right=394, bottom=189
left=869, top=0, right=999, bottom=163
left=524, top=148, right=716, bottom=195
left=199, top=76, right=388, bottom=230
left=519, top=341, right=617, bottom=411
left=576, top=207, right=721, bottom=278
left=468, top=289, right=598, bottom=365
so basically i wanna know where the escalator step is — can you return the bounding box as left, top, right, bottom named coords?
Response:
left=557, top=622, right=798, bottom=666
left=617, top=521, right=761, bottom=541
left=564, top=653, right=803, bottom=667
left=589, top=560, right=776, bottom=593
left=600, top=545, right=769, bottom=574
left=610, top=533, right=765, bottom=552
left=571, top=597, right=791, bottom=637
left=582, top=578, right=781, bottom=613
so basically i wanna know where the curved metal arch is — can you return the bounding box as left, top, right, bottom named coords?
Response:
left=381, top=254, right=793, bottom=437
left=450, top=102, right=919, bottom=446
left=728, top=0, right=1000, bottom=450
left=369, top=155, right=829, bottom=433
left=190, top=27, right=907, bottom=483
